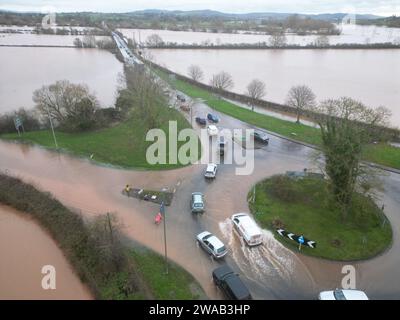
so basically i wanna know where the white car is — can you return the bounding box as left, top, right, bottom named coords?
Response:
left=196, top=231, right=227, bottom=259
left=207, top=125, right=219, bottom=136
left=318, top=289, right=369, bottom=300
left=204, top=163, right=217, bottom=179
left=231, top=213, right=263, bottom=246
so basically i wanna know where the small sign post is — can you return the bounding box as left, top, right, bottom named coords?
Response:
left=14, top=116, right=23, bottom=137
left=298, top=235, right=305, bottom=251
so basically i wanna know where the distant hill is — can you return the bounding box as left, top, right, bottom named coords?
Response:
left=127, top=9, right=384, bottom=21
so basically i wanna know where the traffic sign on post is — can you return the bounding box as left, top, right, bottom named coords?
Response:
left=276, top=229, right=316, bottom=249
left=14, top=116, right=24, bottom=136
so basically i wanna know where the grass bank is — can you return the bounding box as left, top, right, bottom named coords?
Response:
left=0, top=173, right=205, bottom=299
left=154, top=67, right=400, bottom=170
left=1, top=107, right=197, bottom=170
left=248, top=175, right=392, bottom=260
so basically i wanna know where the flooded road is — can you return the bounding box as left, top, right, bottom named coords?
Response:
left=0, top=205, right=92, bottom=299
left=0, top=99, right=399, bottom=299
left=0, top=46, right=123, bottom=113
left=149, top=48, right=400, bottom=128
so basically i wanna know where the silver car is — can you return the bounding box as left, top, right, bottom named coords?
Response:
left=191, top=192, right=205, bottom=214
left=196, top=231, right=227, bottom=259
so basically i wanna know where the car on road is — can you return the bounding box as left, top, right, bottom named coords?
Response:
left=207, top=113, right=219, bottom=123
left=212, top=265, right=252, bottom=300
left=318, top=289, right=369, bottom=300
left=177, top=94, right=186, bottom=102
left=207, top=125, right=219, bottom=136
left=195, top=117, right=207, bottom=126
left=217, top=136, right=226, bottom=155
left=231, top=213, right=263, bottom=246
left=204, top=163, right=217, bottom=179
left=196, top=231, right=227, bottom=259
left=251, top=130, right=269, bottom=144
left=191, top=192, right=205, bottom=214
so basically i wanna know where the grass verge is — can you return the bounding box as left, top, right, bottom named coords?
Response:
left=248, top=175, right=392, bottom=260
left=1, top=107, right=198, bottom=170
left=0, top=173, right=205, bottom=299
left=154, top=67, right=400, bottom=170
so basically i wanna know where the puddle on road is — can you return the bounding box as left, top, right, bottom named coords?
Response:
left=219, top=218, right=313, bottom=292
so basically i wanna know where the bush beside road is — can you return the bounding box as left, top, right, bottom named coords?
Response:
left=248, top=175, right=392, bottom=261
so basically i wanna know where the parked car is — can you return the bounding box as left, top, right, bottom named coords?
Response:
left=318, top=289, right=369, bottom=300
left=231, top=213, right=263, bottom=246
left=217, top=136, right=226, bottom=155
left=204, top=163, right=217, bottom=179
left=212, top=265, right=252, bottom=300
left=196, top=231, right=227, bottom=259
left=252, top=130, right=269, bottom=144
left=191, top=192, right=205, bottom=214
left=207, top=113, right=219, bottom=123
left=207, top=125, right=219, bottom=136
left=195, top=117, right=207, bottom=126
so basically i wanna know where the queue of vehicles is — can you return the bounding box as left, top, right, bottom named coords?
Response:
left=184, top=100, right=368, bottom=300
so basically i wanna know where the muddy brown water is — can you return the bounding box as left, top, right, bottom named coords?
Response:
left=0, top=205, right=92, bottom=299
left=0, top=46, right=123, bottom=113
left=0, top=101, right=399, bottom=299
left=149, top=48, right=400, bottom=128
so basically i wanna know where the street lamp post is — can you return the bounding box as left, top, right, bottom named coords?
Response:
left=45, top=104, right=58, bottom=149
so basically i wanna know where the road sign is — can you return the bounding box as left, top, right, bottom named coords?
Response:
left=276, top=229, right=316, bottom=248
left=14, top=116, right=24, bottom=136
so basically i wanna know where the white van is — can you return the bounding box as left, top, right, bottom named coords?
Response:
left=231, top=213, right=263, bottom=246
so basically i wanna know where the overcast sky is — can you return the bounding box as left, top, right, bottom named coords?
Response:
left=0, top=0, right=399, bottom=16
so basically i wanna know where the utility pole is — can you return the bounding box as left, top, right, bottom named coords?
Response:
left=160, top=198, right=168, bottom=275
left=45, top=104, right=58, bottom=149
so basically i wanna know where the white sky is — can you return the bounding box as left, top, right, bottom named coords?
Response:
left=0, top=0, right=399, bottom=16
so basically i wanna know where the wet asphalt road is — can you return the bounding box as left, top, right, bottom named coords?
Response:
left=0, top=100, right=399, bottom=300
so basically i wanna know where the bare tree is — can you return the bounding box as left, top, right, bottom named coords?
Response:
left=33, top=80, right=99, bottom=131
left=209, top=71, right=234, bottom=91
left=82, top=35, right=96, bottom=48
left=269, top=31, right=287, bottom=47
left=286, top=85, right=316, bottom=123
left=246, top=79, right=266, bottom=111
left=187, top=65, right=204, bottom=82
left=145, top=34, right=164, bottom=47
left=314, top=35, right=330, bottom=47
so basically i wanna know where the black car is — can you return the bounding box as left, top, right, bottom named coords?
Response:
left=252, top=130, right=269, bottom=144
left=195, top=117, right=207, bottom=126
left=207, top=113, right=219, bottom=123
left=212, top=265, right=252, bottom=300
left=177, top=94, right=186, bottom=102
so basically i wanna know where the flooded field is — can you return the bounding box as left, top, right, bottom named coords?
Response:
left=149, top=48, right=400, bottom=127
left=0, top=33, right=111, bottom=46
left=0, top=46, right=123, bottom=113
left=119, top=24, right=400, bottom=46
left=0, top=205, right=92, bottom=299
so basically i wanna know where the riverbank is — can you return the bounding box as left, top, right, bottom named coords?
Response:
left=0, top=173, right=205, bottom=299
left=248, top=175, right=393, bottom=261
left=152, top=65, right=400, bottom=170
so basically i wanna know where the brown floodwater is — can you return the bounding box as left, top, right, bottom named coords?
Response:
left=1, top=97, right=399, bottom=299
left=0, top=205, right=92, bottom=299
left=149, top=48, right=400, bottom=128
left=0, top=46, right=123, bottom=113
